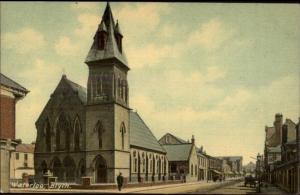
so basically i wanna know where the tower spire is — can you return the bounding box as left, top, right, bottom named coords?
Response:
left=85, top=2, right=128, bottom=68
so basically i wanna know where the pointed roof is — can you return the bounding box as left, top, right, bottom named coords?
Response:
left=163, top=144, right=193, bottom=161
left=85, top=2, right=128, bottom=68
left=98, top=20, right=107, bottom=32
left=159, top=133, right=188, bottom=144
left=114, top=20, right=123, bottom=36
left=63, top=76, right=87, bottom=104
left=0, top=73, right=29, bottom=95
left=129, top=111, right=166, bottom=153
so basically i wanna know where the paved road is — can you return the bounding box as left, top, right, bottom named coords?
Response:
left=11, top=179, right=245, bottom=194
left=196, top=181, right=256, bottom=194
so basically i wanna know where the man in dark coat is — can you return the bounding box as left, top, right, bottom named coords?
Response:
left=117, top=172, right=124, bottom=191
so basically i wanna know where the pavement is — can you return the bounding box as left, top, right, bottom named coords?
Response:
left=259, top=182, right=288, bottom=194
left=10, top=178, right=243, bottom=194
left=201, top=181, right=256, bottom=194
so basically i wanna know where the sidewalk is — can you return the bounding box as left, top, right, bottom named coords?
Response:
left=10, top=178, right=242, bottom=194
left=259, top=182, right=288, bottom=194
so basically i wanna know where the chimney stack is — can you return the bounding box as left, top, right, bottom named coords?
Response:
left=282, top=124, right=288, bottom=144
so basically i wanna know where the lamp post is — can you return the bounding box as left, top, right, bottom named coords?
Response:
left=256, top=153, right=262, bottom=193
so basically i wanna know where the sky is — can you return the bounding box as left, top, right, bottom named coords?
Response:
left=1, top=2, right=299, bottom=164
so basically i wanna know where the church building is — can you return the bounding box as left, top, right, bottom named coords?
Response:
left=34, top=3, right=167, bottom=184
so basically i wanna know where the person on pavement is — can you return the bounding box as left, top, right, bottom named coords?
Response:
left=117, top=172, right=124, bottom=191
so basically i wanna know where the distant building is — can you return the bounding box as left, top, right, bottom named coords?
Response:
left=197, top=152, right=208, bottom=181
left=10, top=142, right=35, bottom=180
left=205, top=154, right=223, bottom=181
left=263, top=113, right=299, bottom=193
left=0, top=73, right=28, bottom=192
left=264, top=113, right=297, bottom=184
left=217, top=156, right=243, bottom=177
left=159, top=133, right=199, bottom=182
left=243, top=161, right=256, bottom=175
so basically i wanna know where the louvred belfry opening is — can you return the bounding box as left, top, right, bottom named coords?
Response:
left=85, top=2, right=130, bottom=108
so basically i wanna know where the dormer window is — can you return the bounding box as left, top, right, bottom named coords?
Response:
left=116, top=35, right=122, bottom=53
left=98, top=32, right=106, bottom=50
left=115, top=21, right=123, bottom=53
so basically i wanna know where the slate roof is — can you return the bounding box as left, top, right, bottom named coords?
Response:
left=129, top=111, right=165, bottom=153
left=64, top=76, right=87, bottom=104
left=163, top=144, right=193, bottom=161
left=85, top=3, right=128, bottom=67
left=16, top=143, right=35, bottom=153
left=0, top=73, right=29, bottom=93
left=171, top=134, right=188, bottom=144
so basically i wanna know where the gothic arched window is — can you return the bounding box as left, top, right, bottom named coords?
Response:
left=134, top=158, right=137, bottom=173
left=74, top=116, right=81, bottom=151
left=125, top=81, right=128, bottom=103
left=44, top=119, right=51, bottom=152
left=95, top=121, right=104, bottom=149
left=120, top=122, right=126, bottom=150
left=118, top=78, right=121, bottom=98
left=96, top=76, right=102, bottom=96
left=56, top=113, right=70, bottom=151
left=191, top=164, right=193, bottom=176
left=98, top=32, right=106, bottom=50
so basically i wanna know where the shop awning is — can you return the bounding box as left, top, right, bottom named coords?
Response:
left=212, top=170, right=222, bottom=175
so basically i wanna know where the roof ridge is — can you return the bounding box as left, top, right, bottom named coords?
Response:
left=165, top=132, right=188, bottom=144
left=163, top=143, right=192, bottom=146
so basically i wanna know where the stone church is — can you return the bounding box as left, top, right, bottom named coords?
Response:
left=34, top=3, right=168, bottom=184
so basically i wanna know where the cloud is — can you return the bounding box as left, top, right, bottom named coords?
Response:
left=54, top=13, right=99, bottom=56
left=74, top=13, right=99, bottom=37
left=54, top=36, right=80, bottom=56
left=115, top=3, right=171, bottom=35
left=2, top=28, right=46, bottom=54
left=188, top=19, right=236, bottom=51
left=131, top=66, right=227, bottom=120
left=127, top=42, right=183, bottom=69
left=15, top=59, right=63, bottom=142
left=130, top=71, right=298, bottom=162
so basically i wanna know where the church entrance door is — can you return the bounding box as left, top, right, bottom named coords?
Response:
left=95, top=155, right=107, bottom=183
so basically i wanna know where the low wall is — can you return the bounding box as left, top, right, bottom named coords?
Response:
left=70, top=180, right=182, bottom=190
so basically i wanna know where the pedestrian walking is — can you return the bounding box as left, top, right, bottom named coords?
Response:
left=117, top=172, right=124, bottom=191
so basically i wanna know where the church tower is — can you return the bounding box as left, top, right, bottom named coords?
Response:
left=85, top=3, right=130, bottom=183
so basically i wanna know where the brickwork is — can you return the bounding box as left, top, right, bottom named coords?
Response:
left=0, top=94, right=16, bottom=140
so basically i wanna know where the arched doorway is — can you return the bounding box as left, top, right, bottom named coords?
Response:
left=78, top=159, right=86, bottom=179
left=41, top=161, right=48, bottom=174
left=52, top=157, right=63, bottom=181
left=63, top=156, right=76, bottom=182
left=94, top=155, right=107, bottom=183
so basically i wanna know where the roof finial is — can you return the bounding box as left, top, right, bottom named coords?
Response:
left=62, top=68, right=66, bottom=79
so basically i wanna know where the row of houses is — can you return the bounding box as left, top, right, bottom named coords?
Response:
left=9, top=133, right=242, bottom=184
left=263, top=113, right=300, bottom=193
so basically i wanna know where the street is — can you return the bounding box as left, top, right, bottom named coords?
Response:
left=190, top=181, right=256, bottom=194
